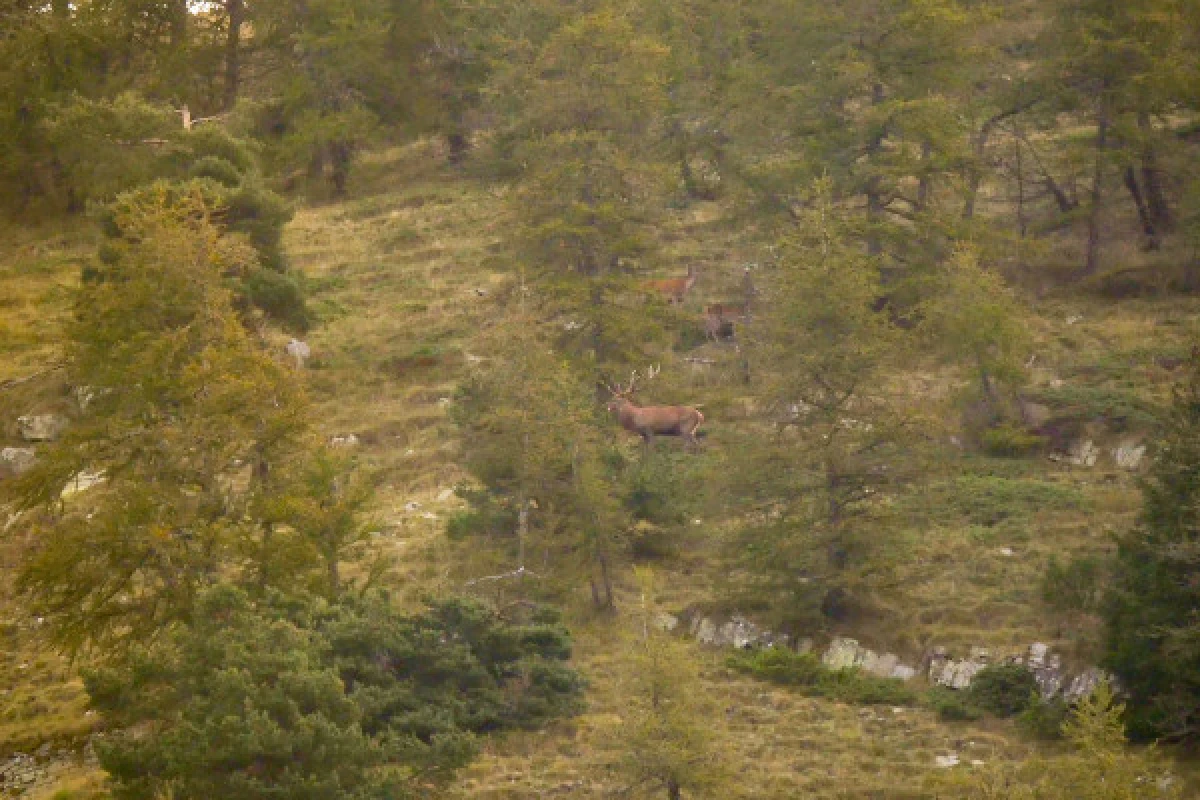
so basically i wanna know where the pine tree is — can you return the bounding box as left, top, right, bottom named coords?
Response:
left=1103, top=349, right=1200, bottom=742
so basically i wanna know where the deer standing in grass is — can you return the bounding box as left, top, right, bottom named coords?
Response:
left=605, top=366, right=704, bottom=450
left=703, top=267, right=756, bottom=342
left=644, top=265, right=699, bottom=305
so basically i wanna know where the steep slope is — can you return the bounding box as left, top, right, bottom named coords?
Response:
left=1, top=140, right=1195, bottom=797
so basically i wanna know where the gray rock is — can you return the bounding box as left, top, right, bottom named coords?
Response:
left=934, top=753, right=960, bottom=769
left=0, top=447, right=36, bottom=478
left=1113, top=440, right=1146, bottom=470
left=693, top=617, right=718, bottom=646
left=1064, top=667, right=1111, bottom=701
left=330, top=433, right=359, bottom=447
left=60, top=470, right=105, bottom=498
left=652, top=612, right=679, bottom=632
left=933, top=658, right=985, bottom=690
left=285, top=338, right=311, bottom=368
left=861, top=651, right=899, bottom=679
left=891, top=664, right=917, bottom=681
left=1065, top=439, right=1099, bottom=467
left=822, top=637, right=864, bottom=670
left=17, top=414, right=65, bottom=442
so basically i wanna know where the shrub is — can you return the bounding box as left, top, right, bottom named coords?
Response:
left=188, top=155, right=244, bottom=188
left=727, top=648, right=825, bottom=687
left=926, top=686, right=984, bottom=721
left=727, top=649, right=919, bottom=706
left=243, top=267, right=311, bottom=332
left=224, top=183, right=293, bottom=270
left=981, top=424, right=1046, bottom=457
left=1018, top=696, right=1069, bottom=740
left=966, top=664, right=1039, bottom=717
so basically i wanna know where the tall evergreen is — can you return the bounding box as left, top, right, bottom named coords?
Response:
left=1103, top=349, right=1200, bottom=742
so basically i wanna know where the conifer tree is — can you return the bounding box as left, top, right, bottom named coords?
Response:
left=1104, top=349, right=1200, bottom=742
left=13, top=185, right=312, bottom=651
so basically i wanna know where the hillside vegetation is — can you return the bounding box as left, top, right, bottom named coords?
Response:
left=2, top=0, right=1200, bottom=798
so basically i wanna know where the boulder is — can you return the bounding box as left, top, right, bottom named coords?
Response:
left=1060, top=439, right=1099, bottom=467
left=1064, top=667, right=1112, bottom=701
left=17, top=414, right=66, bottom=442
left=285, top=338, right=311, bottom=368
left=60, top=470, right=105, bottom=498
left=329, top=433, right=360, bottom=447
left=934, top=753, right=960, bottom=769
left=0, top=448, right=36, bottom=478
left=1113, top=440, right=1146, bottom=470
left=652, top=612, right=679, bottom=633
left=823, top=637, right=866, bottom=670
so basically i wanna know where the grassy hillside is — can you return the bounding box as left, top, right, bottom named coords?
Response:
left=1, top=140, right=1196, bottom=797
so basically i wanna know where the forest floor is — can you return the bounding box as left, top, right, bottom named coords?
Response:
left=1, top=139, right=1198, bottom=798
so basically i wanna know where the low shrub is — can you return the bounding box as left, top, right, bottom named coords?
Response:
left=188, top=155, right=244, bottom=188
left=926, top=686, right=984, bottom=721
left=981, top=424, right=1046, bottom=457
left=727, top=649, right=919, bottom=706
left=1018, top=696, right=1069, bottom=740
left=966, top=664, right=1039, bottom=717
left=243, top=267, right=311, bottom=332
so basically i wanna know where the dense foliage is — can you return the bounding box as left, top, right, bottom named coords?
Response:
left=85, top=586, right=583, bottom=799
left=1104, top=352, right=1200, bottom=742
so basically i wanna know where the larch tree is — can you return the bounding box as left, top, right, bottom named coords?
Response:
left=12, top=184, right=313, bottom=651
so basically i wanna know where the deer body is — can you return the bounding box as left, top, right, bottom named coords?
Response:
left=604, top=366, right=704, bottom=450
left=703, top=302, right=748, bottom=341
left=644, top=265, right=699, bottom=304
left=609, top=398, right=704, bottom=445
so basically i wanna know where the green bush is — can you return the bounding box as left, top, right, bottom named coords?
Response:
left=981, top=424, right=1046, bottom=457
left=1026, top=385, right=1162, bottom=432
left=243, top=267, right=311, bottom=332
left=727, top=648, right=919, bottom=706
left=966, top=664, right=1039, bottom=717
left=727, top=648, right=826, bottom=687
left=926, top=686, right=984, bottom=721
left=224, top=183, right=293, bottom=270
left=1018, top=696, right=1069, bottom=740
left=188, top=155, right=244, bottom=187
left=84, top=587, right=585, bottom=798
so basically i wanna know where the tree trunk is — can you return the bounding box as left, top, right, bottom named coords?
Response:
left=329, top=141, right=351, bottom=196
left=916, top=140, right=932, bottom=212
left=169, top=0, right=188, bottom=49
left=1123, top=165, right=1159, bottom=249
left=1014, top=131, right=1027, bottom=238
left=865, top=82, right=886, bottom=258
left=1083, top=94, right=1109, bottom=278
left=1138, top=112, right=1171, bottom=232
left=223, top=0, right=245, bottom=111
left=667, top=778, right=682, bottom=800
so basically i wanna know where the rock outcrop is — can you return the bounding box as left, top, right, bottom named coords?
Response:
left=0, top=447, right=36, bottom=478
left=675, top=610, right=1112, bottom=699
left=17, top=414, right=66, bottom=442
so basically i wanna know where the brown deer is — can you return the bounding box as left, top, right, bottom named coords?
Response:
left=605, top=366, right=704, bottom=450
left=643, top=265, right=699, bottom=305
left=703, top=302, right=748, bottom=342
left=703, top=267, right=756, bottom=342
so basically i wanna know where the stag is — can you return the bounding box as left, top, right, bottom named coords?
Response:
left=605, top=366, right=704, bottom=450
left=643, top=265, right=699, bottom=305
